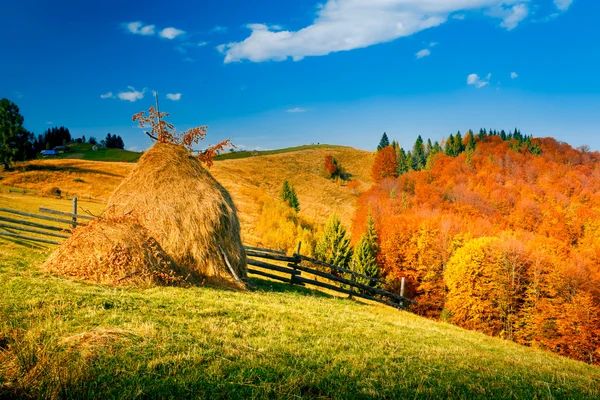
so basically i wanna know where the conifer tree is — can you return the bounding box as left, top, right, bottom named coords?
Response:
left=453, top=131, right=465, bottom=155
left=281, top=180, right=300, bottom=212
left=444, top=133, right=455, bottom=156
left=377, top=132, right=390, bottom=151
left=315, top=214, right=352, bottom=268
left=352, top=212, right=380, bottom=287
left=397, top=147, right=409, bottom=175
left=466, top=130, right=476, bottom=152
left=412, top=135, right=426, bottom=171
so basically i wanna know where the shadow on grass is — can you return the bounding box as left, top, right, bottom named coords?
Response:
left=17, top=164, right=124, bottom=177
left=248, top=276, right=334, bottom=299
left=0, top=236, right=51, bottom=251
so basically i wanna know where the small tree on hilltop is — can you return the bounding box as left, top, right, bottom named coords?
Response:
left=281, top=180, right=300, bottom=212
left=133, top=103, right=231, bottom=167
left=315, top=214, right=352, bottom=269
left=377, top=132, right=390, bottom=151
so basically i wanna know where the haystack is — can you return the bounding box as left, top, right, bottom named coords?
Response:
left=43, top=217, right=192, bottom=287
left=105, top=142, right=247, bottom=288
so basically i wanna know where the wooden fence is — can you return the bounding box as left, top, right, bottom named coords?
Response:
left=0, top=198, right=91, bottom=245
left=0, top=200, right=415, bottom=310
left=245, top=243, right=416, bottom=310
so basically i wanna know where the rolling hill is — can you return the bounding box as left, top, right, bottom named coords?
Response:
left=0, top=144, right=374, bottom=242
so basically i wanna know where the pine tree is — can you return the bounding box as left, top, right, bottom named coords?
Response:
left=377, top=132, right=390, bottom=151
left=397, top=147, right=409, bottom=175
left=352, top=211, right=380, bottom=288
left=466, top=130, right=476, bottom=152
left=453, top=131, right=464, bottom=156
left=444, top=134, right=455, bottom=156
left=315, top=214, right=353, bottom=269
left=412, top=135, right=426, bottom=171
left=281, top=180, right=300, bottom=212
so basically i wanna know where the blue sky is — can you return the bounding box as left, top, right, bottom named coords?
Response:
left=1, top=0, right=598, bottom=152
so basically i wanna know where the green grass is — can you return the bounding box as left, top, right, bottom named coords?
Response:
left=214, top=144, right=347, bottom=161
left=44, top=143, right=142, bottom=163
left=1, top=242, right=599, bottom=399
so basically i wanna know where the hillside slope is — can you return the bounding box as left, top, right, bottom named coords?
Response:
left=0, top=242, right=599, bottom=399
left=0, top=145, right=374, bottom=241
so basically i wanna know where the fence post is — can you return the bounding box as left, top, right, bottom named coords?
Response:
left=348, top=260, right=355, bottom=299
left=71, top=197, right=78, bottom=229
left=400, top=277, right=405, bottom=308
left=290, top=241, right=302, bottom=285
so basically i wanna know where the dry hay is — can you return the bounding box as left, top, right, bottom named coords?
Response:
left=105, top=142, right=247, bottom=289
left=43, top=216, right=194, bottom=287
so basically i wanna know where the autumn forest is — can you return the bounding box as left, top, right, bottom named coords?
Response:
left=357, top=131, right=600, bottom=365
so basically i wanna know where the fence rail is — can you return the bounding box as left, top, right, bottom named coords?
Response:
left=243, top=243, right=415, bottom=310
left=0, top=198, right=88, bottom=245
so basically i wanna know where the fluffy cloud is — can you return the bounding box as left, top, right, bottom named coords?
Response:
left=100, top=91, right=114, bottom=99
left=286, top=107, right=306, bottom=113
left=554, top=0, right=573, bottom=11
left=166, top=93, right=182, bottom=101
left=219, top=1, right=540, bottom=63
left=160, top=27, right=185, bottom=40
left=416, top=49, right=431, bottom=59
left=467, top=73, right=491, bottom=88
left=125, top=21, right=155, bottom=36
left=511, top=72, right=519, bottom=79
left=117, top=87, right=145, bottom=102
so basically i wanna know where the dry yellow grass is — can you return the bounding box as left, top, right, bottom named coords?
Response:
left=0, top=146, right=374, bottom=243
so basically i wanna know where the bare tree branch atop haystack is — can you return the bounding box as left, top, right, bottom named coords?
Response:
left=132, top=104, right=233, bottom=167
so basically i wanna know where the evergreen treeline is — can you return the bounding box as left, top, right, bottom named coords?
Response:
left=378, top=128, right=542, bottom=177
left=32, top=126, right=72, bottom=153
left=102, top=133, right=125, bottom=149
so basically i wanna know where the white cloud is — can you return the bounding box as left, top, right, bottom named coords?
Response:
left=429, top=41, right=438, bottom=47
left=489, top=3, right=529, bottom=30
left=220, top=1, right=541, bottom=63
left=159, top=27, right=185, bottom=40
left=510, top=71, right=519, bottom=79
left=197, top=41, right=208, bottom=47
left=125, top=21, right=155, bottom=36
left=117, top=87, right=145, bottom=102
left=554, top=0, right=573, bottom=11
left=467, top=73, right=492, bottom=88
left=100, top=91, right=114, bottom=99
left=286, top=107, right=306, bottom=113
left=46, top=121, right=53, bottom=125
left=452, top=14, right=466, bottom=20
left=416, top=49, right=431, bottom=59
left=166, top=93, right=182, bottom=101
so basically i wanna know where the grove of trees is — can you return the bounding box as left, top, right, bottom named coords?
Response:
left=358, top=131, right=600, bottom=365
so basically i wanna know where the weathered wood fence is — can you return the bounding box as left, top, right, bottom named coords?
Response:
left=0, top=200, right=415, bottom=310
left=245, top=243, right=416, bottom=310
left=0, top=198, right=91, bottom=245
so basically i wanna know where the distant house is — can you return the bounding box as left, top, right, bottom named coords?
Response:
left=40, top=150, right=59, bottom=156
left=54, top=145, right=69, bottom=153
left=92, top=145, right=99, bottom=151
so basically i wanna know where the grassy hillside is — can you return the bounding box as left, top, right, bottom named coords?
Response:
left=1, top=145, right=375, bottom=240
left=1, top=240, right=599, bottom=398
left=50, top=143, right=142, bottom=162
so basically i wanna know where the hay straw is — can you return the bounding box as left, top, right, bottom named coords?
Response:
left=106, top=143, right=247, bottom=288
left=43, top=216, right=194, bottom=287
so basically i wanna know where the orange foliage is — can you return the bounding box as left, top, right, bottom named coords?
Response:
left=371, top=146, right=398, bottom=182
left=133, top=105, right=231, bottom=168
left=354, top=136, right=600, bottom=364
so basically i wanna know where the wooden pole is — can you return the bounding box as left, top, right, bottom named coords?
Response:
left=400, top=277, right=405, bottom=308
left=291, top=241, right=302, bottom=285
left=72, top=197, right=78, bottom=229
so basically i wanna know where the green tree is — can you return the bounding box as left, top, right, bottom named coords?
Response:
left=466, top=130, right=476, bottom=152
left=281, top=180, right=300, bottom=212
left=377, top=132, right=390, bottom=151
left=315, top=214, right=352, bottom=268
left=352, top=212, right=380, bottom=287
left=397, top=147, right=409, bottom=175
left=412, top=135, right=426, bottom=171
left=0, top=98, right=28, bottom=170
left=444, top=133, right=455, bottom=156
